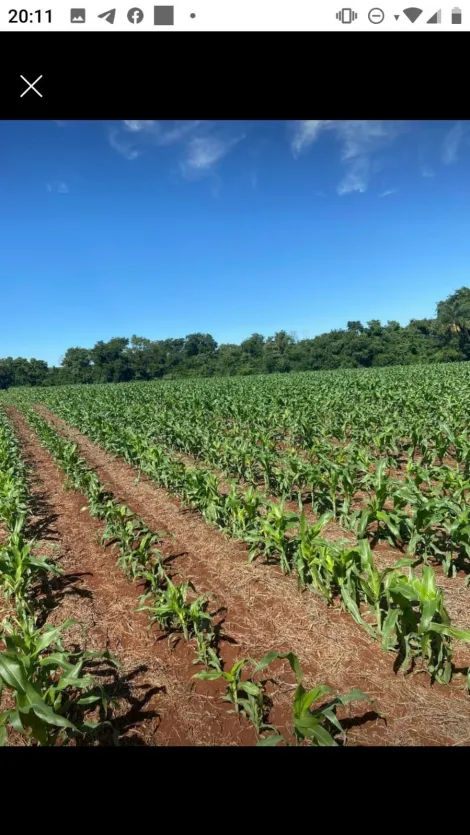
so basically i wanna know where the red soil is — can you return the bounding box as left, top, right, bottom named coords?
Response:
left=19, top=403, right=470, bottom=747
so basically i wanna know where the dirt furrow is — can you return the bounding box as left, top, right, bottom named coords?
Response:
left=6, top=405, right=264, bottom=747
left=28, top=404, right=470, bottom=746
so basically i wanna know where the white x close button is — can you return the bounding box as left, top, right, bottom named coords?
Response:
left=20, top=75, right=43, bottom=98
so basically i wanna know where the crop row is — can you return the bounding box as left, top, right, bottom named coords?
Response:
left=20, top=388, right=470, bottom=577
left=21, top=406, right=373, bottom=745
left=0, top=408, right=119, bottom=746
left=18, top=363, right=470, bottom=456
left=14, top=400, right=470, bottom=691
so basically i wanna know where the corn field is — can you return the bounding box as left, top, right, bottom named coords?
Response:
left=2, top=363, right=470, bottom=744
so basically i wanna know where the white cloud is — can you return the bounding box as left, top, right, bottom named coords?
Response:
left=291, top=120, right=331, bottom=157
left=160, top=121, right=202, bottom=145
left=121, top=119, right=201, bottom=145
left=108, top=127, right=140, bottom=160
left=442, top=122, right=467, bottom=165
left=123, top=120, right=158, bottom=133
left=379, top=188, right=397, bottom=197
left=110, top=120, right=242, bottom=183
left=112, top=120, right=202, bottom=160
left=290, top=119, right=405, bottom=195
left=57, top=181, right=69, bottom=194
left=337, top=157, right=369, bottom=195
left=181, top=134, right=245, bottom=176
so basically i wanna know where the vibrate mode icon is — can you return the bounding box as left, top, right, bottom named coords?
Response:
left=336, top=9, right=358, bottom=22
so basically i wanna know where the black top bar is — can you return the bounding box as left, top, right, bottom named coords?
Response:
left=1, top=32, right=467, bottom=116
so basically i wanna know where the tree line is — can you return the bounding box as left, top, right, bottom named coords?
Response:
left=1, top=287, right=469, bottom=389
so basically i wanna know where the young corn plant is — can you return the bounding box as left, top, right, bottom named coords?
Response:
left=193, top=656, right=275, bottom=735
left=440, top=502, right=470, bottom=579
left=254, top=652, right=373, bottom=746
left=101, top=505, right=164, bottom=581
left=355, top=538, right=416, bottom=635
left=224, top=484, right=264, bottom=539
left=294, top=510, right=335, bottom=592
left=0, top=468, right=28, bottom=531
left=0, top=617, right=120, bottom=746
left=246, top=500, right=299, bottom=573
left=0, top=524, right=61, bottom=616
left=139, top=575, right=214, bottom=652
left=352, top=461, right=408, bottom=545
left=182, top=470, right=225, bottom=527
left=381, top=565, right=470, bottom=683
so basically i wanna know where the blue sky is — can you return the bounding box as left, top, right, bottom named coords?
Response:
left=1, top=119, right=470, bottom=366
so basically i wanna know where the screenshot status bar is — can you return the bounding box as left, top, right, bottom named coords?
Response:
left=1, top=3, right=468, bottom=30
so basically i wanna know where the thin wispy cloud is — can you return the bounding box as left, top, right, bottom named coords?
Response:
left=123, top=120, right=158, bottom=133
left=46, top=181, right=70, bottom=193
left=379, top=188, right=398, bottom=197
left=442, top=122, right=467, bottom=165
left=162, top=121, right=202, bottom=145
left=180, top=133, right=245, bottom=177
left=290, top=120, right=406, bottom=196
left=108, top=127, right=140, bottom=160
left=291, top=120, right=330, bottom=157
left=109, top=120, right=244, bottom=185
left=122, top=119, right=202, bottom=145
left=110, top=120, right=202, bottom=161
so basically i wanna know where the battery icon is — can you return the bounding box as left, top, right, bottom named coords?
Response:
left=451, top=7, right=462, bottom=23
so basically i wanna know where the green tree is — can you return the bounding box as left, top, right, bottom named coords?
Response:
left=184, top=333, right=218, bottom=357
left=91, top=337, right=132, bottom=382
left=0, top=359, right=14, bottom=390
left=28, top=359, right=49, bottom=386
left=240, top=333, right=265, bottom=357
left=61, top=347, right=93, bottom=384
left=436, top=287, right=470, bottom=359
left=346, top=321, right=364, bottom=333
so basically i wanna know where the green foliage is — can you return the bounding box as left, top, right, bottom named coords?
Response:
left=139, top=574, right=214, bottom=652
left=4, top=288, right=470, bottom=387
left=0, top=527, right=60, bottom=616
left=255, top=651, right=373, bottom=746
left=8, top=365, right=470, bottom=690
left=17, top=406, right=219, bottom=671
left=0, top=617, right=119, bottom=746
left=0, top=409, right=121, bottom=746
left=194, top=656, right=275, bottom=734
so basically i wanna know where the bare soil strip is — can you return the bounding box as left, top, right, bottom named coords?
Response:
left=6, top=406, right=267, bottom=746
left=25, top=404, right=470, bottom=746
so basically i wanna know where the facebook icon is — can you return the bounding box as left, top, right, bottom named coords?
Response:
left=127, top=7, right=144, bottom=23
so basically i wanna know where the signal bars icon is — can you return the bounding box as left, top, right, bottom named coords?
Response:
left=336, top=8, right=358, bottom=23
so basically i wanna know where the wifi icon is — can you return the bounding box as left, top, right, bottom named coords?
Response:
left=403, top=7, right=423, bottom=22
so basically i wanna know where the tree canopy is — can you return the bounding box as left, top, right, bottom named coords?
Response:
left=1, top=288, right=469, bottom=389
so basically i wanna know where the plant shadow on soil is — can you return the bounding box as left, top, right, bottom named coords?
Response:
left=34, top=570, right=94, bottom=625
left=72, top=661, right=165, bottom=747
left=341, top=710, right=383, bottom=735
left=24, top=490, right=61, bottom=544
